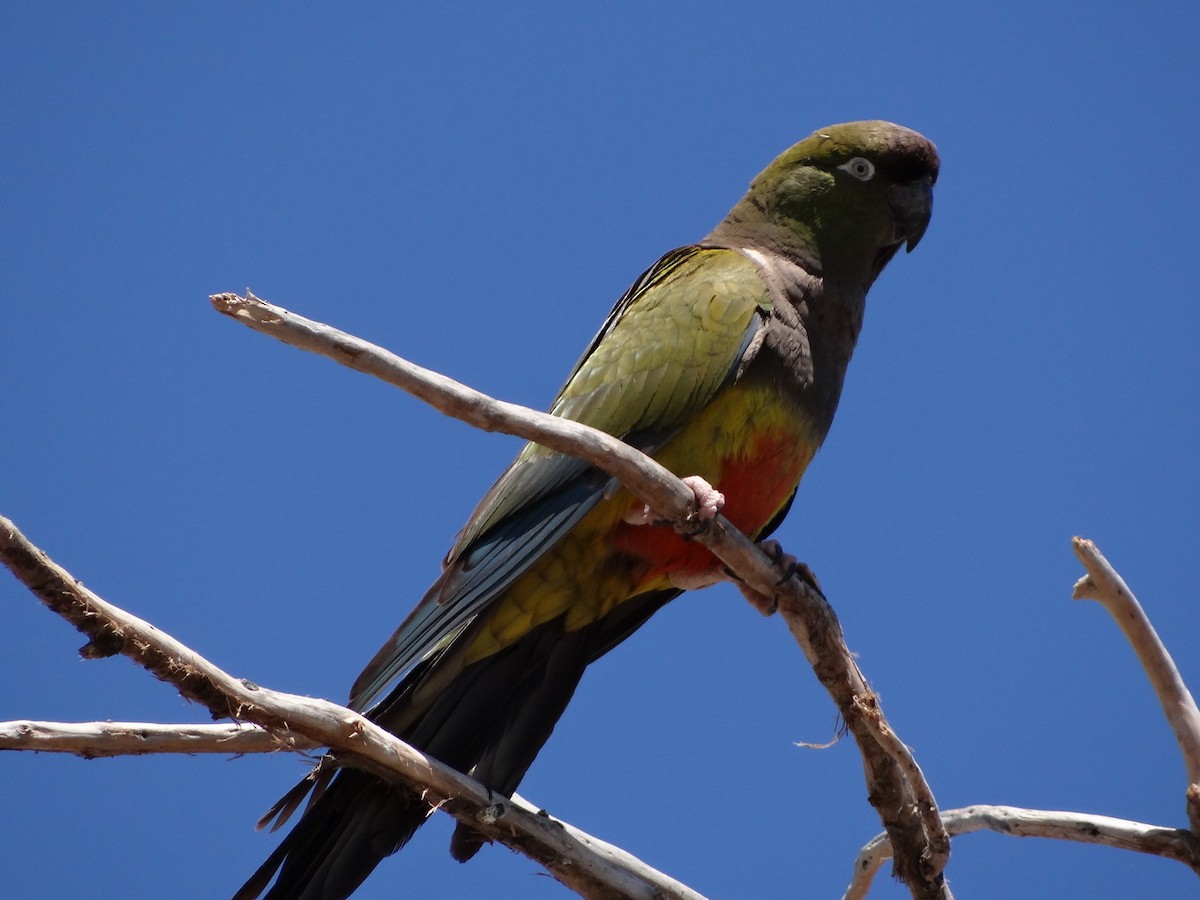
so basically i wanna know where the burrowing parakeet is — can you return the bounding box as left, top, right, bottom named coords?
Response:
left=237, top=120, right=939, bottom=899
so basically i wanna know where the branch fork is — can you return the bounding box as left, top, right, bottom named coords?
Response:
left=4, top=290, right=1198, bottom=898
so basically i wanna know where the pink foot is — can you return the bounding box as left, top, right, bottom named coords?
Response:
left=622, top=474, right=725, bottom=526
left=682, top=475, right=725, bottom=521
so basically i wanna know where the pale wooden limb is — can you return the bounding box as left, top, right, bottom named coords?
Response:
left=208, top=292, right=694, bottom=528
left=210, top=291, right=951, bottom=899
left=844, top=540, right=1200, bottom=898
left=0, top=515, right=704, bottom=900
left=0, top=720, right=315, bottom=757
left=769, top=569, right=949, bottom=895
left=1072, top=537, right=1200, bottom=836
left=845, top=804, right=1200, bottom=899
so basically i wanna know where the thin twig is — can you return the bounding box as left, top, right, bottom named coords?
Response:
left=0, top=515, right=704, bottom=900
left=0, top=720, right=315, bottom=758
left=210, top=290, right=951, bottom=898
left=846, top=804, right=1200, bottom=898
left=1072, top=537, right=1200, bottom=836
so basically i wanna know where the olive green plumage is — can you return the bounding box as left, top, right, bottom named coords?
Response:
left=236, top=120, right=939, bottom=900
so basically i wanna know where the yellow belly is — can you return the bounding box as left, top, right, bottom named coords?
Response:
left=464, top=377, right=819, bottom=663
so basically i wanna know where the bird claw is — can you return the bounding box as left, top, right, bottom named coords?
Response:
left=733, top=540, right=823, bottom=615
left=681, top=475, right=725, bottom=521
left=623, top=474, right=725, bottom=528
left=735, top=579, right=779, bottom=616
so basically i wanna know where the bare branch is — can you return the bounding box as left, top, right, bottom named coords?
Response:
left=0, top=515, right=703, bottom=900
left=208, top=292, right=694, bottom=526
left=846, top=804, right=1200, bottom=898
left=843, top=540, right=1200, bottom=897
left=1072, top=537, right=1200, bottom=835
left=0, top=720, right=315, bottom=758
left=0, top=513, right=269, bottom=724
left=771, top=569, right=950, bottom=896
left=211, top=291, right=952, bottom=898
left=12, top=295, right=1192, bottom=898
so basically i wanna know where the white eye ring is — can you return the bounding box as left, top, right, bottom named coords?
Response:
left=838, top=157, right=875, bottom=181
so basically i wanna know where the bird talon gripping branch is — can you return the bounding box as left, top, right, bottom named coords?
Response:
left=681, top=474, right=725, bottom=521
left=238, top=121, right=938, bottom=899
left=622, top=475, right=724, bottom=530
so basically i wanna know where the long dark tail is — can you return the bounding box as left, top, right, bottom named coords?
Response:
left=234, top=589, right=678, bottom=899
left=235, top=771, right=428, bottom=900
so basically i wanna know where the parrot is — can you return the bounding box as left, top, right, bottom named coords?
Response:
left=235, top=120, right=939, bottom=899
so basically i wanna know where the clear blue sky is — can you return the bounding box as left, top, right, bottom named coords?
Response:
left=3, top=4, right=1198, bottom=898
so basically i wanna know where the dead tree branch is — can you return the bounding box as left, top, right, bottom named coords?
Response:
left=846, top=804, right=1200, bottom=898
left=8, top=292, right=1192, bottom=897
left=0, top=720, right=311, bottom=758
left=209, top=290, right=951, bottom=898
left=1072, top=537, right=1200, bottom=836
left=0, top=514, right=703, bottom=900
left=844, top=539, right=1200, bottom=897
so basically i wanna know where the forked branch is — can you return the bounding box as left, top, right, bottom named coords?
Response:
left=209, top=290, right=952, bottom=898
left=0, top=514, right=703, bottom=900
left=845, top=539, right=1200, bottom=897
left=846, top=804, right=1200, bottom=898
left=1072, top=537, right=1200, bottom=836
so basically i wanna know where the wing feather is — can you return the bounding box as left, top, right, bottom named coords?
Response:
left=349, top=246, right=772, bottom=712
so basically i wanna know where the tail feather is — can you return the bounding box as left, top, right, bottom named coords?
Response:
left=237, top=592, right=678, bottom=897
left=254, top=764, right=336, bottom=834
left=234, top=770, right=429, bottom=900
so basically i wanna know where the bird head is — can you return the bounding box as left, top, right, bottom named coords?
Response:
left=710, top=120, right=939, bottom=283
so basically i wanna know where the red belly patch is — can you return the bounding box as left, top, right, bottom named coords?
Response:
left=612, top=430, right=813, bottom=584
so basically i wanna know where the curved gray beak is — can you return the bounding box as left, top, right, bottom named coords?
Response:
left=889, top=175, right=935, bottom=252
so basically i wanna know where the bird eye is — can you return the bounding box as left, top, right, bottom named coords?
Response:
left=838, top=157, right=875, bottom=181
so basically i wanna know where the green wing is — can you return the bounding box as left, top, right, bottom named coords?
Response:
left=350, top=245, right=772, bottom=711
